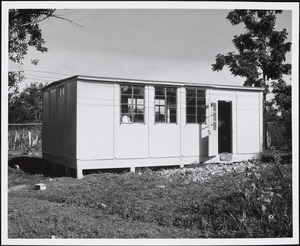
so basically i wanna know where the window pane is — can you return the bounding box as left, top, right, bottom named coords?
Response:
left=187, top=115, right=196, bottom=123
left=133, top=93, right=144, bottom=99
left=155, top=86, right=177, bottom=123
left=133, top=86, right=144, bottom=96
left=155, top=99, right=165, bottom=106
left=167, top=96, right=176, bottom=105
left=197, top=89, right=205, bottom=99
left=121, top=85, right=145, bottom=124
left=128, top=105, right=135, bottom=113
left=167, top=88, right=176, bottom=122
left=197, top=105, right=206, bottom=123
left=167, top=87, right=177, bottom=97
left=213, top=121, right=217, bottom=130
left=155, top=87, right=165, bottom=99
left=133, top=114, right=144, bottom=123
left=170, top=114, right=177, bottom=123
left=129, top=98, right=144, bottom=106
left=186, top=89, right=196, bottom=99
left=212, top=102, right=216, bottom=111
left=121, top=104, right=129, bottom=113
left=155, top=106, right=159, bottom=113
left=135, top=104, right=144, bottom=114
left=121, top=114, right=132, bottom=123
left=136, top=98, right=144, bottom=104
left=121, top=85, right=132, bottom=94
left=198, top=113, right=206, bottom=123
left=197, top=92, right=205, bottom=107
left=121, top=94, right=130, bottom=104
left=155, top=105, right=165, bottom=114
left=187, top=89, right=196, bottom=116
left=170, top=107, right=176, bottom=115
left=186, top=88, right=206, bottom=124
left=186, top=105, right=196, bottom=115
left=167, top=87, right=176, bottom=104
left=155, top=114, right=165, bottom=123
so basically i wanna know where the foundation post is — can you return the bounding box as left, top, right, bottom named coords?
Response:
left=76, top=167, right=83, bottom=179
left=130, top=166, right=135, bottom=173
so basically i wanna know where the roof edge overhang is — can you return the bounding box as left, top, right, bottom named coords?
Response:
left=42, top=75, right=265, bottom=92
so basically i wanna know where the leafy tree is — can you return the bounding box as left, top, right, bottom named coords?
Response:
left=9, top=82, right=45, bottom=123
left=9, top=9, right=83, bottom=90
left=9, top=9, right=56, bottom=90
left=211, top=10, right=291, bottom=150
left=271, top=79, right=292, bottom=148
left=265, top=100, right=280, bottom=123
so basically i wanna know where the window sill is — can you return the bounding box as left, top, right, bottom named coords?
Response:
left=154, top=122, right=178, bottom=125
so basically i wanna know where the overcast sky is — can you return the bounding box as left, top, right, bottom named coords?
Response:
left=5, top=3, right=295, bottom=89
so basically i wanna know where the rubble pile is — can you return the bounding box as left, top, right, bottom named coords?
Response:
left=156, top=161, right=272, bottom=183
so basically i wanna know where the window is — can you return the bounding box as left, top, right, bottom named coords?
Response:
left=211, top=102, right=217, bottom=130
left=58, top=86, right=64, bottom=98
left=155, top=87, right=177, bottom=123
left=186, top=88, right=206, bottom=123
left=120, top=85, right=145, bottom=123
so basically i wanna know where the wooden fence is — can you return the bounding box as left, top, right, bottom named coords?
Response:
left=8, top=123, right=42, bottom=156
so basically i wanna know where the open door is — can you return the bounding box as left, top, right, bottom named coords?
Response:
left=218, top=101, right=232, bottom=153
left=208, top=100, right=218, bottom=156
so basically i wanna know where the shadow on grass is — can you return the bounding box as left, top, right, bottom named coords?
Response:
left=8, top=156, right=64, bottom=178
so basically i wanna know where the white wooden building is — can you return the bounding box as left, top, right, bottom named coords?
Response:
left=42, top=75, right=264, bottom=178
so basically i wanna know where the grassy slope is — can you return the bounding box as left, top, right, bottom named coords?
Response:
left=8, top=162, right=293, bottom=238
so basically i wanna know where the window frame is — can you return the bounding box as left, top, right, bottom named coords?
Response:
left=120, top=84, right=145, bottom=124
left=58, top=86, right=64, bottom=99
left=186, top=88, right=206, bottom=124
left=154, top=86, right=177, bottom=124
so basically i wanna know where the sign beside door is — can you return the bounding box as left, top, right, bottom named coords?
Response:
left=208, top=100, right=218, bottom=156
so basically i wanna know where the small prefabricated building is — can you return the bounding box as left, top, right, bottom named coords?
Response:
left=42, top=75, right=264, bottom=178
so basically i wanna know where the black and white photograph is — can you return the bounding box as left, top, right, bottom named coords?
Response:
left=1, top=1, right=299, bottom=245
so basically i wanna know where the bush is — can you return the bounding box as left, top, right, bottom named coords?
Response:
left=260, top=149, right=292, bottom=164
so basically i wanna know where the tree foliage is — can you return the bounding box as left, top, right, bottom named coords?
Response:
left=271, top=79, right=292, bottom=141
left=9, top=9, right=55, bottom=64
left=9, top=9, right=56, bottom=90
left=9, top=82, right=45, bottom=123
left=8, top=9, right=83, bottom=90
left=211, top=10, right=292, bottom=149
left=212, top=10, right=291, bottom=88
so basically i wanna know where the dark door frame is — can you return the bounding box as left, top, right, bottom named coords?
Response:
left=218, top=100, right=232, bottom=154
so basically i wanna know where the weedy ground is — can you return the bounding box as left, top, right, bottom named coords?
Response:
left=7, top=153, right=292, bottom=239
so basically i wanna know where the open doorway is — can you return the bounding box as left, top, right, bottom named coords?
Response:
left=218, top=101, right=232, bottom=153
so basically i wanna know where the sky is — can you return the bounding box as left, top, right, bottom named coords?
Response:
left=10, top=3, right=293, bottom=90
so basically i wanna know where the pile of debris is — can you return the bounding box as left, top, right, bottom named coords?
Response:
left=156, top=161, right=272, bottom=183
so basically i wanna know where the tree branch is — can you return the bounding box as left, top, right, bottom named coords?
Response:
left=51, top=14, right=85, bottom=28
left=19, top=10, right=84, bottom=28
left=20, top=9, right=56, bottom=28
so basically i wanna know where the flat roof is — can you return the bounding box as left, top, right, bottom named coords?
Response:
left=42, top=75, right=265, bottom=91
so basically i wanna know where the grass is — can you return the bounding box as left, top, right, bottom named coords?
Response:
left=7, top=158, right=293, bottom=238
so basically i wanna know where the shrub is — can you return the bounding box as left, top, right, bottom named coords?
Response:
left=260, top=148, right=292, bottom=164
